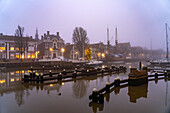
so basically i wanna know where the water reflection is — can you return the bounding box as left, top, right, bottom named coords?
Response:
left=89, top=101, right=104, bottom=113
left=72, top=80, right=89, bottom=99
left=89, top=76, right=169, bottom=113
left=0, top=62, right=169, bottom=113
left=128, top=84, right=148, bottom=103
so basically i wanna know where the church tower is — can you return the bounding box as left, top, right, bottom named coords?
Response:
left=35, top=28, right=39, bottom=41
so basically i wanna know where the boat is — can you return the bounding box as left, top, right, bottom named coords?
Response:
left=149, top=23, right=170, bottom=66
left=128, top=68, right=148, bottom=86
left=149, top=58, right=170, bottom=66
left=86, top=60, right=103, bottom=67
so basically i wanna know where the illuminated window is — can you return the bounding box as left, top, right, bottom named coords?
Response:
left=16, top=71, right=19, bottom=74
left=28, top=55, right=31, bottom=58
left=16, top=78, right=20, bottom=81
left=10, top=72, right=14, bottom=75
left=0, top=79, right=5, bottom=84
left=16, top=48, right=19, bottom=50
left=32, top=55, right=35, bottom=58
left=10, top=47, right=14, bottom=50
left=16, top=55, right=19, bottom=58
left=21, top=55, right=24, bottom=59
left=10, top=53, right=14, bottom=59
left=10, top=54, right=14, bottom=57
left=11, top=79, right=14, bottom=82
left=0, top=47, right=5, bottom=50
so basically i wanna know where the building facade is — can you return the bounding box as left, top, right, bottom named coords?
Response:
left=64, top=43, right=80, bottom=60
left=0, top=33, right=37, bottom=60
left=37, top=31, right=65, bottom=59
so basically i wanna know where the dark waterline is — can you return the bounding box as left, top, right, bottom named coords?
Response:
left=0, top=62, right=170, bottom=113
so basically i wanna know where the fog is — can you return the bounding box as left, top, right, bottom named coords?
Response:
left=0, top=0, right=170, bottom=50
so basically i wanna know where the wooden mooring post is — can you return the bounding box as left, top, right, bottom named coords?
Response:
left=22, top=66, right=127, bottom=83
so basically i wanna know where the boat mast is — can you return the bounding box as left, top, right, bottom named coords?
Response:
left=115, top=27, right=118, bottom=46
left=166, top=23, right=169, bottom=59
left=115, top=27, right=118, bottom=54
left=107, top=26, right=110, bottom=55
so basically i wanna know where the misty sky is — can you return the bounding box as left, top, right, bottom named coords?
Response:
left=0, top=0, right=170, bottom=50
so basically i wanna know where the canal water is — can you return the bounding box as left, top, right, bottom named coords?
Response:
left=0, top=62, right=170, bottom=113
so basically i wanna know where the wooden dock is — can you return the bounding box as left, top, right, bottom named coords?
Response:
left=22, top=65, right=127, bottom=83
left=88, top=71, right=169, bottom=103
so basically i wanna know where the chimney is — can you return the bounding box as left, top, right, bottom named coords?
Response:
left=41, top=35, right=44, bottom=40
left=47, top=31, right=50, bottom=35
left=57, top=32, right=59, bottom=36
left=0, top=33, right=3, bottom=37
left=44, top=33, right=46, bottom=37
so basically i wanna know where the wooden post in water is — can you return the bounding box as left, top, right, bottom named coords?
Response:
left=139, top=61, right=141, bottom=70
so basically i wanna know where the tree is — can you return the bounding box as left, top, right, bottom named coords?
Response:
left=85, top=46, right=91, bottom=60
left=72, top=27, right=89, bottom=58
left=15, top=25, right=28, bottom=61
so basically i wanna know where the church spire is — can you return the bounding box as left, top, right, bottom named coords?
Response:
left=35, top=28, right=39, bottom=41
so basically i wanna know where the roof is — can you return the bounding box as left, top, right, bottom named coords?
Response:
left=0, top=35, right=36, bottom=42
left=44, top=34, right=64, bottom=42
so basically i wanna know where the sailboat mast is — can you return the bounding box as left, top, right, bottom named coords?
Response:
left=115, top=27, right=118, bottom=46
left=166, top=23, right=169, bottom=59
left=107, top=26, right=110, bottom=54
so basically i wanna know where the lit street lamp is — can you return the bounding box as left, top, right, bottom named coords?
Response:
left=49, top=48, right=53, bottom=51
left=101, top=53, right=105, bottom=58
left=49, top=48, right=53, bottom=59
left=35, top=51, right=40, bottom=59
left=61, top=48, right=65, bottom=58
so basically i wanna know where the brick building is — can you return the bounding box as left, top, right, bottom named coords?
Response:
left=0, top=33, right=37, bottom=60
left=37, top=31, right=65, bottom=59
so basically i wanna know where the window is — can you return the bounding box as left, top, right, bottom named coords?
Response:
left=45, top=43, right=48, bottom=48
left=10, top=53, right=14, bottom=59
left=0, top=47, right=5, bottom=50
left=28, top=44, right=34, bottom=52
left=45, top=50, right=48, bottom=56
left=10, top=43, right=14, bottom=46
left=10, top=47, right=14, bottom=51
left=54, top=43, right=56, bottom=49
left=32, top=55, right=35, bottom=58
left=16, top=53, right=19, bottom=58
left=16, top=48, right=19, bottom=50
left=27, top=53, right=31, bottom=58
left=21, top=55, right=24, bottom=59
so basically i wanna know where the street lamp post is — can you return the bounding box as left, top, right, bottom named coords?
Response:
left=49, top=48, right=53, bottom=59
left=75, top=51, right=78, bottom=60
left=0, top=50, right=2, bottom=62
left=61, top=48, right=65, bottom=59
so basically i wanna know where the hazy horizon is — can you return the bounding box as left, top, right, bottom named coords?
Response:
left=0, top=0, right=170, bottom=50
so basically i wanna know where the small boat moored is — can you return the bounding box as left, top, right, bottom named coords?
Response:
left=128, top=67, right=148, bottom=86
